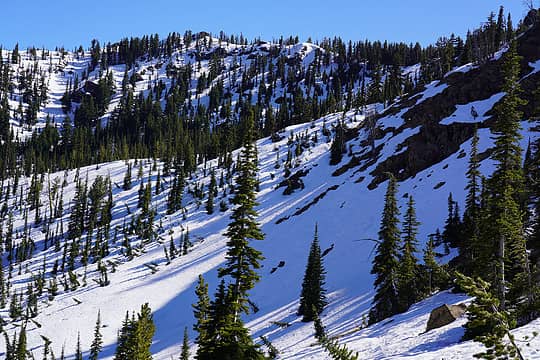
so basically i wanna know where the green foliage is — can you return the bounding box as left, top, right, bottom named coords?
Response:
left=397, top=196, right=420, bottom=312
left=330, top=121, right=345, bottom=165
left=456, top=272, right=524, bottom=360
left=218, top=109, right=265, bottom=318
left=318, top=336, right=359, bottom=360
left=180, top=327, right=190, bottom=360
left=89, top=310, right=103, bottom=360
left=298, top=224, right=327, bottom=322
left=114, top=303, right=155, bottom=360
left=369, top=174, right=401, bottom=323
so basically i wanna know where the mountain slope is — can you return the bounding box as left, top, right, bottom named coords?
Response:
left=0, top=17, right=539, bottom=360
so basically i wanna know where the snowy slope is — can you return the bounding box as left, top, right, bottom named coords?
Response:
left=1, top=29, right=540, bottom=359
left=0, top=93, right=538, bottom=359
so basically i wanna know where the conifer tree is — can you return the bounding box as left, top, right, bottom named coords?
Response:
left=89, top=310, right=103, bottom=360
left=180, top=327, right=190, bottom=360
left=488, top=40, right=530, bottom=310
left=329, top=120, right=345, bottom=165
left=218, top=109, right=264, bottom=319
left=193, top=275, right=211, bottom=356
left=318, top=336, right=359, bottom=360
left=456, top=272, right=525, bottom=360
left=398, top=196, right=420, bottom=311
left=462, top=128, right=481, bottom=275
left=16, top=327, right=27, bottom=360
left=298, top=224, right=327, bottom=322
left=369, top=174, right=401, bottom=324
left=75, top=332, right=83, bottom=360
left=123, top=163, right=132, bottom=191
left=114, top=303, right=155, bottom=360
left=208, top=109, right=265, bottom=359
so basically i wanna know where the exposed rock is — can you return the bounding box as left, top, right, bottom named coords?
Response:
left=426, top=303, right=467, bottom=332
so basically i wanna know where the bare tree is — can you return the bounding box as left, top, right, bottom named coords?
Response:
left=523, top=0, right=536, bottom=11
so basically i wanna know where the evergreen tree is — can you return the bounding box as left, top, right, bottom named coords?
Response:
left=398, top=196, right=420, bottom=312
left=456, top=272, right=525, bottom=360
left=206, top=172, right=215, bottom=215
left=488, top=41, right=530, bottom=310
left=16, top=327, right=27, bottom=360
left=318, top=336, right=359, bottom=360
left=298, top=224, right=327, bottom=322
left=75, top=332, right=83, bottom=360
left=193, top=275, right=211, bottom=357
left=369, top=174, right=401, bottom=324
left=210, top=109, right=265, bottom=359
left=218, top=109, right=264, bottom=318
left=123, top=163, right=132, bottom=191
left=422, top=236, right=441, bottom=295
left=463, top=128, right=482, bottom=276
left=89, top=310, right=103, bottom=360
left=114, top=304, right=155, bottom=360
left=329, top=120, right=345, bottom=165
left=180, top=327, right=190, bottom=360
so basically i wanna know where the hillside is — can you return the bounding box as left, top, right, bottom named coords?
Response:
left=0, top=9, right=539, bottom=360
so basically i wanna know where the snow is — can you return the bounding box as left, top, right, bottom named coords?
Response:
left=439, top=92, right=505, bottom=125
left=414, top=81, right=448, bottom=104
left=525, top=59, right=540, bottom=78
left=0, top=105, right=537, bottom=359
left=445, top=63, right=477, bottom=77
left=1, top=42, right=540, bottom=360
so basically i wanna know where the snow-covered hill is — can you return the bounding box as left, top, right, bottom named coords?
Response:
left=0, top=95, right=538, bottom=359
left=0, top=23, right=540, bottom=360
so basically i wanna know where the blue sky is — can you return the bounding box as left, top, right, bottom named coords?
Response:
left=1, top=1, right=531, bottom=49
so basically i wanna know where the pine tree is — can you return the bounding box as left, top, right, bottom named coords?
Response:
left=463, top=128, right=482, bottom=275
left=318, top=336, right=359, bottom=360
left=218, top=109, right=264, bottom=318
left=398, top=196, right=420, bottom=312
left=456, top=272, right=525, bottom=360
left=123, top=163, right=132, bottom=191
left=209, top=109, right=265, bottom=359
left=298, top=224, right=327, bottom=322
left=329, top=120, right=345, bottom=165
left=114, top=304, right=155, bottom=360
left=193, top=275, right=211, bottom=357
left=16, top=327, right=27, bottom=360
left=488, top=40, right=530, bottom=310
left=422, top=236, right=440, bottom=295
left=369, top=174, right=401, bottom=324
left=68, top=177, right=87, bottom=240
left=180, top=327, right=190, bottom=360
left=89, top=310, right=103, bottom=360
left=75, top=332, right=83, bottom=360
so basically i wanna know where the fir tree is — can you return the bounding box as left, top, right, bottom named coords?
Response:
left=488, top=40, right=530, bottom=310
left=75, top=332, right=83, bottom=360
left=180, top=327, right=190, bottom=360
left=193, top=274, right=211, bottom=357
left=318, top=336, right=359, bottom=360
left=369, top=174, right=401, bottom=324
left=298, top=224, right=327, bottom=322
left=114, top=304, right=155, bottom=360
left=398, top=196, right=420, bottom=312
left=123, top=163, right=132, bottom=191
left=422, top=235, right=446, bottom=295
left=329, top=120, right=345, bottom=165
left=456, top=272, right=525, bottom=360
left=208, top=109, right=265, bottom=359
left=89, top=310, right=103, bottom=360
left=218, top=109, right=264, bottom=319
left=463, top=128, right=482, bottom=275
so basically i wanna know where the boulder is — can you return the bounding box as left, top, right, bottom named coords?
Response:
left=426, top=303, right=467, bottom=332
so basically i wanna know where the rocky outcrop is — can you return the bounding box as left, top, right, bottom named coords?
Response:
left=426, top=303, right=467, bottom=332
